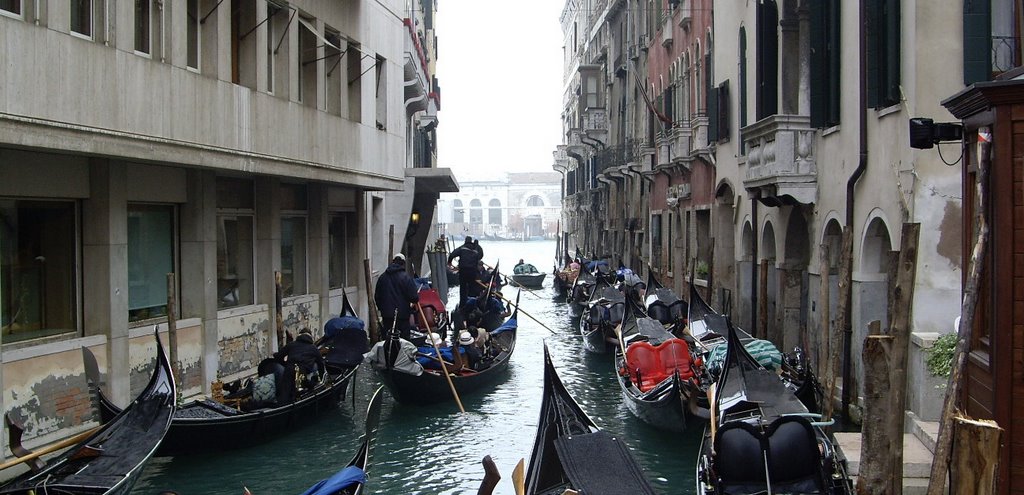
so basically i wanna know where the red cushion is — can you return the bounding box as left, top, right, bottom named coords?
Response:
left=657, top=339, right=695, bottom=381
left=625, top=342, right=669, bottom=392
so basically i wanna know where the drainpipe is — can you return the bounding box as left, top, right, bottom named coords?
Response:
left=841, top=0, right=870, bottom=422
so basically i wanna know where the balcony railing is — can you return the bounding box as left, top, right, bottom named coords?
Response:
left=741, top=114, right=817, bottom=205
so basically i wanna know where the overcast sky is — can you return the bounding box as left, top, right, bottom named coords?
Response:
left=434, top=1, right=565, bottom=182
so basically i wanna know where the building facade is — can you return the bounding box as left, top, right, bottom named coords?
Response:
left=0, top=0, right=450, bottom=448
left=439, top=172, right=562, bottom=241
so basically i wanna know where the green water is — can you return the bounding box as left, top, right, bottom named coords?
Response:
left=134, top=241, right=702, bottom=494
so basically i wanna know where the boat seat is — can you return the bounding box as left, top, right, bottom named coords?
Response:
left=607, top=302, right=625, bottom=324
left=587, top=305, right=606, bottom=325
left=765, top=416, right=826, bottom=493
left=714, top=421, right=768, bottom=493
left=657, top=339, right=696, bottom=381
left=647, top=302, right=672, bottom=324
left=625, top=342, right=669, bottom=392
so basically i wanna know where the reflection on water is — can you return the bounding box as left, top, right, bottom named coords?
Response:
left=134, top=241, right=700, bottom=494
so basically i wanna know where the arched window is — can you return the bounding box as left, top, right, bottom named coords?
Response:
left=526, top=195, right=545, bottom=207
left=488, top=199, right=502, bottom=224
left=470, top=199, right=483, bottom=224
left=452, top=199, right=464, bottom=223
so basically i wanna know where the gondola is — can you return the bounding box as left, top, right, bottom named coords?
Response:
left=89, top=295, right=363, bottom=457
left=295, top=386, right=384, bottom=495
left=0, top=331, right=175, bottom=495
left=524, top=344, right=659, bottom=495
left=614, top=297, right=700, bottom=432
left=579, top=280, right=624, bottom=353
left=567, top=270, right=597, bottom=319
left=695, top=317, right=853, bottom=495
left=642, top=271, right=688, bottom=335
left=373, top=293, right=519, bottom=405
left=510, top=265, right=546, bottom=289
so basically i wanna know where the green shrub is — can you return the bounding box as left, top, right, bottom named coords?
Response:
left=926, top=332, right=958, bottom=378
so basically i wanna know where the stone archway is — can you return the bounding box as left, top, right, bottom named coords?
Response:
left=715, top=183, right=737, bottom=315
left=740, top=220, right=756, bottom=328
left=760, top=221, right=778, bottom=341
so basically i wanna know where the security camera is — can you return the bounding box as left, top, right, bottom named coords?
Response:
left=909, top=118, right=963, bottom=150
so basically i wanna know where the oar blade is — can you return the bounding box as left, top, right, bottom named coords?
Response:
left=511, top=458, right=526, bottom=495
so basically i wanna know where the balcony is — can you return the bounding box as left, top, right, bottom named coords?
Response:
left=582, top=107, right=608, bottom=140
left=741, top=115, right=817, bottom=205
left=404, top=19, right=431, bottom=115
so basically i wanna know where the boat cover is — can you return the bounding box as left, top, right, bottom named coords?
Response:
left=323, top=316, right=369, bottom=367
left=365, top=340, right=423, bottom=376
left=553, top=430, right=659, bottom=495
left=706, top=339, right=782, bottom=375
left=299, top=466, right=367, bottom=495
left=635, top=318, right=675, bottom=345
left=491, top=317, right=518, bottom=335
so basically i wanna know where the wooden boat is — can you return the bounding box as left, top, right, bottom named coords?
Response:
left=642, top=271, right=688, bottom=334
left=614, top=298, right=700, bottom=432
left=579, top=281, right=625, bottom=353
left=510, top=263, right=546, bottom=289
left=695, top=317, right=853, bottom=495
left=90, top=296, right=363, bottom=457
left=295, top=386, right=384, bottom=495
left=375, top=296, right=519, bottom=405
left=0, top=332, right=176, bottom=495
left=524, top=344, right=660, bottom=495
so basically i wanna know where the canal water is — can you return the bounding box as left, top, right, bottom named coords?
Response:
left=134, top=240, right=703, bottom=494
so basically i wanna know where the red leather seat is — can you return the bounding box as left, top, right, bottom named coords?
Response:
left=657, top=338, right=696, bottom=381
left=625, top=342, right=669, bottom=392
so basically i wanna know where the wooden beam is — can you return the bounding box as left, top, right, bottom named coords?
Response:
left=363, top=259, right=381, bottom=344
left=951, top=416, right=1002, bottom=495
left=819, top=244, right=830, bottom=381
left=828, top=229, right=853, bottom=422
left=888, top=223, right=921, bottom=491
left=758, top=259, right=769, bottom=340
left=857, top=320, right=898, bottom=494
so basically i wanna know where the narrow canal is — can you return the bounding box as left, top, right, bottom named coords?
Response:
left=134, top=240, right=702, bottom=494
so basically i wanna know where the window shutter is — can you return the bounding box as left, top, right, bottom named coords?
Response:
left=809, top=0, right=826, bottom=128
left=756, top=0, right=779, bottom=119
left=708, top=86, right=719, bottom=142
left=883, top=0, right=901, bottom=104
left=827, top=0, right=841, bottom=124
left=718, top=80, right=731, bottom=143
left=865, top=0, right=881, bottom=107
left=963, top=0, right=992, bottom=85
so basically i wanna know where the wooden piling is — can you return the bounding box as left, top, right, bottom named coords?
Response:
left=275, top=271, right=284, bottom=347
left=827, top=229, right=853, bottom=422
left=818, top=244, right=831, bottom=381
left=888, top=223, right=920, bottom=490
left=363, top=259, right=381, bottom=343
left=166, top=272, right=180, bottom=387
left=857, top=320, right=898, bottom=495
left=758, top=259, right=768, bottom=340
left=388, top=225, right=395, bottom=262
left=951, top=416, right=1002, bottom=495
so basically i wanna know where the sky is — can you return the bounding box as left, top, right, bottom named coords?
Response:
left=434, top=1, right=565, bottom=182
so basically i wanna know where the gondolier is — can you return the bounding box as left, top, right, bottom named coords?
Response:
left=375, top=254, right=420, bottom=340
left=447, top=236, right=483, bottom=305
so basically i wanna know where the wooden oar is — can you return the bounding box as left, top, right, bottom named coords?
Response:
left=481, top=286, right=557, bottom=334
left=511, top=458, right=526, bottom=495
left=612, top=321, right=627, bottom=358
left=0, top=426, right=100, bottom=471
left=416, top=303, right=465, bottom=413
left=708, top=382, right=719, bottom=448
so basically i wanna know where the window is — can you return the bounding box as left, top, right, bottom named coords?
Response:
left=0, top=0, right=22, bottom=17
left=127, top=204, right=175, bottom=322
left=135, top=0, right=152, bottom=54
left=488, top=199, right=501, bottom=225
left=1, top=200, right=78, bottom=343
left=71, top=0, right=93, bottom=38
left=810, top=0, right=841, bottom=127
left=268, top=1, right=290, bottom=94
left=328, top=214, right=355, bottom=289
left=298, top=15, right=317, bottom=107
left=738, top=27, right=747, bottom=152
left=585, top=74, right=599, bottom=108
left=216, top=178, right=255, bottom=309
left=866, top=0, right=900, bottom=108
left=375, top=55, right=387, bottom=130
left=231, top=0, right=258, bottom=88
left=187, top=0, right=200, bottom=69
left=325, top=28, right=343, bottom=115
left=452, top=199, right=465, bottom=223
left=526, top=196, right=544, bottom=207
left=281, top=217, right=307, bottom=297
left=756, top=0, right=779, bottom=119
left=469, top=199, right=483, bottom=224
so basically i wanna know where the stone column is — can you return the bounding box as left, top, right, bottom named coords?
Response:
left=82, top=159, right=130, bottom=406
left=308, top=183, right=331, bottom=326
left=255, top=177, right=281, bottom=352
left=180, top=169, right=219, bottom=394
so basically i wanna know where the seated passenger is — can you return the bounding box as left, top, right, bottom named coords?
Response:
left=458, top=331, right=483, bottom=370
left=273, top=328, right=325, bottom=388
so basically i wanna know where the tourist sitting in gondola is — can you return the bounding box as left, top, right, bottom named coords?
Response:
left=274, top=328, right=326, bottom=389
left=457, top=330, right=484, bottom=370
left=463, top=292, right=510, bottom=330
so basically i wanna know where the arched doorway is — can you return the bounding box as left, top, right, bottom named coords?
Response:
left=760, top=221, right=777, bottom=341
left=853, top=216, right=893, bottom=403
left=741, top=221, right=755, bottom=329
left=781, top=209, right=811, bottom=351
left=715, top=182, right=737, bottom=315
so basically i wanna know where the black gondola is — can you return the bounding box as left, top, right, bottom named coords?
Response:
left=89, top=295, right=363, bottom=457
left=295, top=386, right=384, bottom=495
left=695, top=317, right=853, bottom=495
left=614, top=297, right=700, bottom=432
left=524, top=344, right=659, bottom=495
left=0, top=331, right=175, bottom=495
left=579, top=281, right=625, bottom=353
left=374, top=293, right=519, bottom=405
left=567, top=269, right=597, bottom=319
left=643, top=271, right=688, bottom=333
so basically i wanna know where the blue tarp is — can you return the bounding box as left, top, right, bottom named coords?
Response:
left=324, top=316, right=365, bottom=336
left=491, top=317, right=518, bottom=335
left=416, top=346, right=466, bottom=369
left=299, top=466, right=366, bottom=495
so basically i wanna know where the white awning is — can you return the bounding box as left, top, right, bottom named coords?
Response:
left=298, top=17, right=341, bottom=51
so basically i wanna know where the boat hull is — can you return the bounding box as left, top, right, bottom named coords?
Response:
left=580, top=319, right=612, bottom=354
left=615, top=355, right=689, bottom=432
left=510, top=272, right=546, bottom=289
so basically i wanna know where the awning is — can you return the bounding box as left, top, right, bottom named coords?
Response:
left=298, top=17, right=341, bottom=51
left=406, top=167, right=459, bottom=194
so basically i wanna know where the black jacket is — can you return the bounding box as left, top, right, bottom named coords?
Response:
left=448, top=242, right=483, bottom=270
left=273, top=334, right=324, bottom=375
left=375, top=262, right=420, bottom=318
